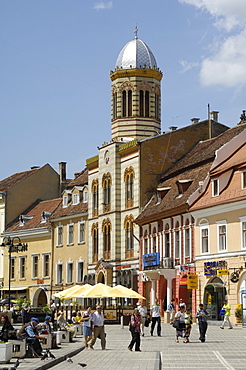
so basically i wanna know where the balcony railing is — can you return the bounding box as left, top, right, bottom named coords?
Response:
left=143, top=256, right=174, bottom=270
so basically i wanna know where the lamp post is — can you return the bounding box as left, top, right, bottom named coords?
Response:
left=1, top=236, right=28, bottom=310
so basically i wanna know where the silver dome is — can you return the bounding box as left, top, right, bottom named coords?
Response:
left=115, top=38, right=157, bottom=69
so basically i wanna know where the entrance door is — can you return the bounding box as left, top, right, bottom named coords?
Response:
left=204, top=277, right=226, bottom=320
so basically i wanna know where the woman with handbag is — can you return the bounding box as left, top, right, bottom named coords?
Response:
left=174, top=306, right=186, bottom=343
left=128, top=308, right=142, bottom=352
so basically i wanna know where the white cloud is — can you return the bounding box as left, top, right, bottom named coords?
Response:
left=179, top=60, right=199, bottom=73
left=179, top=0, right=246, bottom=31
left=179, top=0, right=246, bottom=87
left=93, top=1, right=113, bottom=10
left=200, top=28, right=246, bottom=87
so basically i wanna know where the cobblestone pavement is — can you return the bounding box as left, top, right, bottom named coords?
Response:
left=2, top=323, right=246, bottom=370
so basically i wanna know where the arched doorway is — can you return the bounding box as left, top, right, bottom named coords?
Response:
left=204, top=277, right=226, bottom=320
left=32, top=288, right=48, bottom=308
left=97, top=271, right=105, bottom=284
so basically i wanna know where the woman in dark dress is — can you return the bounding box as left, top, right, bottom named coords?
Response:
left=128, top=308, right=142, bottom=352
left=0, top=314, right=16, bottom=342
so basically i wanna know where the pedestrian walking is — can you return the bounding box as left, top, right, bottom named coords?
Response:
left=179, top=298, right=186, bottom=309
left=150, top=298, right=161, bottom=336
left=167, top=298, right=175, bottom=323
left=138, top=301, right=147, bottom=336
left=220, top=299, right=233, bottom=329
left=82, top=306, right=92, bottom=349
left=128, top=308, right=141, bottom=352
left=184, top=308, right=192, bottom=343
left=90, top=305, right=106, bottom=350
left=196, top=303, right=210, bottom=343
left=174, top=306, right=186, bottom=343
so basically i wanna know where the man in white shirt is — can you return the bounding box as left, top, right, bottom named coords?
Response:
left=150, top=298, right=161, bottom=337
left=138, top=301, right=148, bottom=336
left=90, top=305, right=106, bottom=350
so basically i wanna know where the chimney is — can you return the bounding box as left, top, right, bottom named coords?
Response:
left=210, top=111, right=219, bottom=122
left=169, top=126, right=178, bottom=131
left=59, top=162, right=67, bottom=195
left=190, top=118, right=200, bottom=124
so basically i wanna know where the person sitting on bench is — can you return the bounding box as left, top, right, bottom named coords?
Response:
left=18, top=317, right=46, bottom=357
left=57, top=311, right=75, bottom=342
left=0, top=314, right=16, bottom=342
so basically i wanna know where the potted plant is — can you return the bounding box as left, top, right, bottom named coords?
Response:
left=235, top=304, right=242, bottom=323
left=42, top=304, right=51, bottom=314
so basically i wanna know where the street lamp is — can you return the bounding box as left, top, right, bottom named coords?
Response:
left=1, top=237, right=28, bottom=310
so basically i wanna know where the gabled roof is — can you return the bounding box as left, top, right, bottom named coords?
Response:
left=0, top=166, right=44, bottom=192
left=51, top=200, right=88, bottom=219
left=66, top=168, right=88, bottom=188
left=158, top=123, right=246, bottom=181
left=136, top=162, right=211, bottom=223
left=5, top=198, right=61, bottom=232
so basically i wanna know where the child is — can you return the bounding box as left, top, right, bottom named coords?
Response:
left=184, top=308, right=192, bottom=343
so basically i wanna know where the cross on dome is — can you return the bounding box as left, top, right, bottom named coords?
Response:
left=134, top=25, right=138, bottom=39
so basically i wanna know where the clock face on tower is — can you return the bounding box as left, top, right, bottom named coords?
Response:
left=105, top=150, right=110, bottom=164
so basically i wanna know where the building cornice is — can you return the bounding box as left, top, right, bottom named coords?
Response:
left=110, top=68, right=163, bottom=81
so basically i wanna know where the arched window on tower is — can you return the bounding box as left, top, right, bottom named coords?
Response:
left=145, top=91, right=149, bottom=117
left=128, top=90, right=132, bottom=116
left=122, top=90, right=126, bottom=117
left=122, top=90, right=132, bottom=117
left=139, top=90, right=150, bottom=117
left=155, top=93, right=160, bottom=120
left=113, top=92, right=117, bottom=120
left=102, top=219, right=111, bottom=260
left=91, top=223, right=98, bottom=263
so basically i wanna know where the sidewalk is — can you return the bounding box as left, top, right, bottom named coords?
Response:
left=3, top=323, right=246, bottom=369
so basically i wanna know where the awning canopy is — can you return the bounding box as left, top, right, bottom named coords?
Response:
left=2, top=286, right=29, bottom=291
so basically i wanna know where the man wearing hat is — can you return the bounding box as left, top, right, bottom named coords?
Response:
left=42, top=315, right=59, bottom=349
left=18, top=317, right=46, bottom=356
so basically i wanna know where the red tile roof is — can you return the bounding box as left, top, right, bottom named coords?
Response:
left=51, top=200, right=88, bottom=219
left=66, top=168, right=88, bottom=188
left=5, top=198, right=61, bottom=232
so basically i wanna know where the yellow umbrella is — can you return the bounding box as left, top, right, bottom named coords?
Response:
left=72, top=283, right=115, bottom=298
left=64, top=284, right=93, bottom=299
left=54, top=284, right=91, bottom=299
left=111, top=285, right=145, bottom=299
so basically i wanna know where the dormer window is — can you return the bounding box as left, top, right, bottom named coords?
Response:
left=73, top=193, right=79, bottom=205
left=19, top=215, right=33, bottom=227
left=212, top=179, right=219, bottom=197
left=176, top=180, right=192, bottom=198
left=63, top=196, right=68, bottom=207
left=41, top=211, right=51, bottom=223
left=156, top=187, right=171, bottom=202
left=242, top=171, right=246, bottom=189
left=83, top=188, right=88, bottom=203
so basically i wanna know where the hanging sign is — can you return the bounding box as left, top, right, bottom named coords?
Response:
left=187, top=273, right=198, bottom=289
left=217, top=270, right=228, bottom=275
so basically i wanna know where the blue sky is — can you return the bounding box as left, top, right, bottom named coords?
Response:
left=1, top=0, right=246, bottom=180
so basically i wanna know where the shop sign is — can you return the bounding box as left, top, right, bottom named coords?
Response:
left=217, top=270, right=229, bottom=275
left=180, top=277, right=188, bottom=286
left=204, top=260, right=227, bottom=276
left=187, top=273, right=198, bottom=289
left=143, top=252, right=160, bottom=268
left=37, top=279, right=44, bottom=284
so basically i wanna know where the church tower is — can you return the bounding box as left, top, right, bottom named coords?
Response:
left=110, top=28, right=163, bottom=140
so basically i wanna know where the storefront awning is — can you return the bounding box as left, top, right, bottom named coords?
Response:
left=1, top=286, right=29, bottom=291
